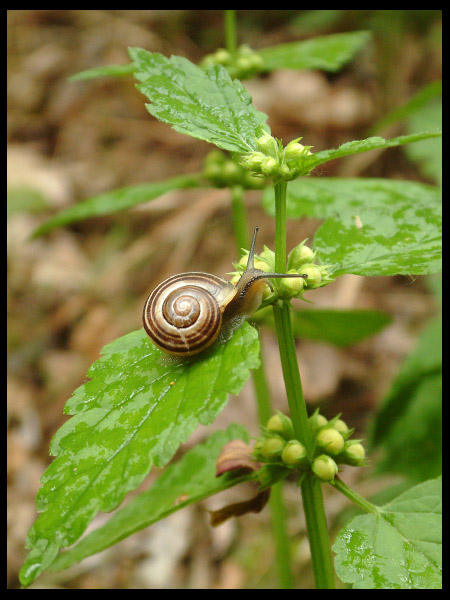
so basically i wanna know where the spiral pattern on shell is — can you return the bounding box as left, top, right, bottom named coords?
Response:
left=143, top=273, right=236, bottom=356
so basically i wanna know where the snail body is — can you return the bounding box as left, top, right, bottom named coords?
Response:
left=143, top=227, right=307, bottom=356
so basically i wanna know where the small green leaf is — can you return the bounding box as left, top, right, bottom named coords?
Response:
left=46, top=425, right=253, bottom=575
left=299, top=132, right=442, bottom=174
left=333, top=477, right=442, bottom=589
left=31, top=174, right=202, bottom=237
left=128, top=47, right=269, bottom=153
left=259, top=31, right=370, bottom=72
left=69, top=63, right=134, bottom=82
left=20, top=324, right=259, bottom=587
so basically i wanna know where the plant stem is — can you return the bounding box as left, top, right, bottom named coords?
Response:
left=225, top=10, right=237, bottom=54
left=272, top=179, right=335, bottom=589
left=332, top=477, right=379, bottom=515
left=229, top=183, right=294, bottom=588
left=300, top=475, right=336, bottom=589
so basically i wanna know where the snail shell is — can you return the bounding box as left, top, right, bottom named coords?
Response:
left=143, top=272, right=236, bottom=356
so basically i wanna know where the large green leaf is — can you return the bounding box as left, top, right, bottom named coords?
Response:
left=44, top=425, right=253, bottom=576
left=333, top=477, right=442, bottom=589
left=314, top=206, right=441, bottom=276
left=263, top=177, right=440, bottom=220
left=19, top=324, right=259, bottom=587
left=129, top=47, right=269, bottom=153
left=31, top=174, right=203, bottom=238
left=259, top=31, right=370, bottom=72
left=263, top=177, right=442, bottom=276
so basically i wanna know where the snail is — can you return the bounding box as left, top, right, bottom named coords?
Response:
left=143, top=227, right=307, bottom=356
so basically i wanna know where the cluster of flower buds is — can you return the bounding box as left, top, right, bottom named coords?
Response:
left=200, top=44, right=265, bottom=80
left=229, top=239, right=333, bottom=302
left=202, top=150, right=267, bottom=190
left=239, top=133, right=314, bottom=181
left=282, top=239, right=334, bottom=295
left=252, top=410, right=367, bottom=483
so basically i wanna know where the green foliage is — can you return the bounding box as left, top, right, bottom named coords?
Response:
left=256, top=306, right=391, bottom=347
left=19, top=325, right=259, bottom=587
left=31, top=174, right=203, bottom=238
left=259, top=31, right=370, bottom=72
left=262, top=177, right=441, bottom=277
left=333, top=477, right=442, bottom=589
left=68, top=63, right=134, bottom=81
left=129, top=47, right=269, bottom=153
left=45, top=425, right=253, bottom=575
left=369, top=311, right=442, bottom=482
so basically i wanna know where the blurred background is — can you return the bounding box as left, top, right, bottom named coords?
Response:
left=7, top=10, right=442, bottom=589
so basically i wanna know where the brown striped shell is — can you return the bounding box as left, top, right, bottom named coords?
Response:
left=143, top=272, right=237, bottom=356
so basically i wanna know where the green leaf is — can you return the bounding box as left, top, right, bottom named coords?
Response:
left=405, top=96, right=442, bottom=186
left=263, top=177, right=442, bottom=276
left=128, top=47, right=269, bottom=153
left=373, top=372, right=441, bottom=483
left=259, top=31, right=371, bottom=72
left=369, top=81, right=442, bottom=134
left=298, top=132, right=442, bottom=174
left=333, top=477, right=442, bottom=589
left=46, top=425, right=253, bottom=575
left=255, top=307, right=391, bottom=347
left=314, top=206, right=441, bottom=276
left=69, top=63, right=134, bottom=82
left=369, top=315, right=442, bottom=481
left=19, top=324, right=260, bottom=588
left=31, top=174, right=202, bottom=237
left=291, top=308, right=391, bottom=346
left=263, top=177, right=441, bottom=221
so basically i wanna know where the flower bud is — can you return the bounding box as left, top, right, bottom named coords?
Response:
left=278, top=163, right=294, bottom=179
left=312, top=454, right=338, bottom=481
left=260, top=156, right=279, bottom=176
left=287, top=241, right=315, bottom=270
left=222, top=160, right=242, bottom=182
left=333, top=419, right=349, bottom=435
left=261, top=437, right=285, bottom=459
left=240, top=151, right=266, bottom=171
left=342, top=441, right=366, bottom=466
left=266, top=413, right=294, bottom=441
left=284, top=139, right=311, bottom=162
left=281, top=440, right=307, bottom=467
left=214, top=48, right=231, bottom=65
left=256, top=133, right=279, bottom=157
left=279, top=269, right=306, bottom=296
left=299, top=264, right=322, bottom=286
left=317, top=428, right=345, bottom=455
left=309, top=411, right=328, bottom=430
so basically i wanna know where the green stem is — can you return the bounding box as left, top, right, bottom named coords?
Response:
left=300, top=475, right=336, bottom=589
left=272, top=180, right=335, bottom=589
left=224, top=10, right=237, bottom=54
left=332, top=477, right=379, bottom=515
left=229, top=183, right=294, bottom=588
